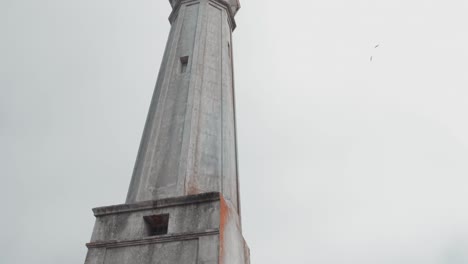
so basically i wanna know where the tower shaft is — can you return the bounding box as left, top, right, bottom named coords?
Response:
left=127, top=0, right=240, bottom=217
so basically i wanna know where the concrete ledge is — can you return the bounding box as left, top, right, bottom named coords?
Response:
left=86, top=229, right=219, bottom=249
left=93, top=192, right=221, bottom=216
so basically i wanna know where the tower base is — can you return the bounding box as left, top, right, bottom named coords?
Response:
left=84, top=192, right=250, bottom=264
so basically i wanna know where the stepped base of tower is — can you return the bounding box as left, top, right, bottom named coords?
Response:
left=84, top=192, right=250, bottom=264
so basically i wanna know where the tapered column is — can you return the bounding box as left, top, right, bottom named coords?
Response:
left=126, top=0, right=241, bottom=216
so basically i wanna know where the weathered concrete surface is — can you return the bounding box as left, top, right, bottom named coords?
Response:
left=84, top=0, right=250, bottom=263
left=89, top=193, right=220, bottom=242
left=220, top=196, right=250, bottom=264
left=126, top=0, right=241, bottom=217
left=84, top=193, right=249, bottom=264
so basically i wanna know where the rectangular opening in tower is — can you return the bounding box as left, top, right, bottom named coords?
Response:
left=144, top=214, right=169, bottom=236
left=180, top=56, right=189, bottom=73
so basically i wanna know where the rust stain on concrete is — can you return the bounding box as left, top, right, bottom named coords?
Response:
left=219, top=195, right=229, bottom=264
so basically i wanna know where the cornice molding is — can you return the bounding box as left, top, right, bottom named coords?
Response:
left=86, top=229, right=219, bottom=249
left=92, top=192, right=221, bottom=217
left=169, top=0, right=238, bottom=31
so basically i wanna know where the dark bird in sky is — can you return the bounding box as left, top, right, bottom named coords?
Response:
left=370, top=44, right=380, bottom=62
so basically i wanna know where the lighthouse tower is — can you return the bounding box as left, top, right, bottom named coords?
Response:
left=83, top=0, right=250, bottom=263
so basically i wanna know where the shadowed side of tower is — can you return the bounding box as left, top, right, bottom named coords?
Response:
left=83, top=0, right=249, bottom=263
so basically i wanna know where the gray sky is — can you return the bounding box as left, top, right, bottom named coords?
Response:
left=2, top=0, right=468, bottom=263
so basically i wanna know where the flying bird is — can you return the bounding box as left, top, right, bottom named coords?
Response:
left=370, top=44, right=380, bottom=62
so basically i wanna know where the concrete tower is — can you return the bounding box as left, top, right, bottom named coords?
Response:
left=84, top=0, right=250, bottom=263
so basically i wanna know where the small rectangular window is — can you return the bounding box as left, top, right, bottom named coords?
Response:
left=180, top=56, right=189, bottom=73
left=144, top=214, right=169, bottom=236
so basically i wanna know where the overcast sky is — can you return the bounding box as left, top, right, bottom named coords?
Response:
left=2, top=0, right=468, bottom=263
